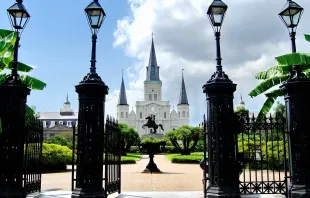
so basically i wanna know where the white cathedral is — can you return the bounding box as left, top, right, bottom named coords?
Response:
left=116, top=38, right=190, bottom=136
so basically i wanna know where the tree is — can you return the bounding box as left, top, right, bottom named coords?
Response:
left=118, top=123, right=140, bottom=156
left=0, top=29, right=47, bottom=125
left=235, top=105, right=249, bottom=120
left=273, top=101, right=286, bottom=119
left=164, top=125, right=203, bottom=155
left=249, top=34, right=310, bottom=121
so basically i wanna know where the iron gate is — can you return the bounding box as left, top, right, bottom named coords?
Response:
left=237, top=114, right=290, bottom=196
left=24, top=118, right=44, bottom=195
left=104, top=115, right=121, bottom=196
left=72, top=116, right=121, bottom=196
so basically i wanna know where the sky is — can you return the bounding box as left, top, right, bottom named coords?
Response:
left=1, top=0, right=310, bottom=126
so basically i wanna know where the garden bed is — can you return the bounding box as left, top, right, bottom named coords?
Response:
left=121, top=153, right=142, bottom=164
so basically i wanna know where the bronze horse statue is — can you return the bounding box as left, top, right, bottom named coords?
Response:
left=142, top=114, right=164, bottom=134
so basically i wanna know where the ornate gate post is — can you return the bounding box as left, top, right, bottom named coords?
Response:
left=0, top=83, right=30, bottom=197
left=71, top=1, right=108, bottom=197
left=280, top=75, right=310, bottom=198
left=0, top=1, right=32, bottom=196
left=203, top=0, right=240, bottom=197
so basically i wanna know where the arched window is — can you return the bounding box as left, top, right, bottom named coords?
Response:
left=154, top=94, right=157, bottom=101
left=140, top=112, right=142, bottom=119
left=121, top=112, right=124, bottom=118
left=126, top=112, right=128, bottom=118
left=187, top=111, right=189, bottom=117
left=164, top=112, right=166, bottom=119
left=178, top=112, right=180, bottom=118
left=182, top=111, right=185, bottom=117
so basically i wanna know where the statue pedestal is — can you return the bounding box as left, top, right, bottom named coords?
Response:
left=140, top=142, right=163, bottom=174
left=142, top=153, right=162, bottom=173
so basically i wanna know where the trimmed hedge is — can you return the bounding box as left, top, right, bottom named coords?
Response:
left=166, top=152, right=204, bottom=164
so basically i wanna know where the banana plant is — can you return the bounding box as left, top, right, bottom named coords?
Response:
left=0, top=29, right=47, bottom=124
left=249, top=34, right=310, bottom=121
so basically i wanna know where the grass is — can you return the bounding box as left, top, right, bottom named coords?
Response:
left=165, top=152, right=205, bottom=164
left=121, top=153, right=142, bottom=164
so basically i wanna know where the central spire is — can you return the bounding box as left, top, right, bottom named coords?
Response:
left=146, top=34, right=160, bottom=81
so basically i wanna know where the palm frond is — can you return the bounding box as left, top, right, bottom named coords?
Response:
left=305, top=34, right=310, bottom=43
left=20, top=75, right=47, bottom=90
left=256, top=97, right=276, bottom=123
left=265, top=88, right=285, bottom=98
left=7, top=62, right=33, bottom=73
left=276, top=53, right=310, bottom=72
left=249, top=75, right=288, bottom=97
left=254, top=65, right=285, bottom=80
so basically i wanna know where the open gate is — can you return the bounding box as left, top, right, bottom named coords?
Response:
left=72, top=115, right=121, bottom=197
left=104, top=115, right=121, bottom=196
left=237, top=114, right=290, bottom=197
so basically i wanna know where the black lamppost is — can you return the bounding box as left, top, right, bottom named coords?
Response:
left=279, top=1, right=310, bottom=198
left=202, top=0, right=240, bottom=197
left=6, top=0, right=30, bottom=83
left=72, top=0, right=109, bottom=197
left=0, top=0, right=31, bottom=197
left=279, top=0, right=303, bottom=53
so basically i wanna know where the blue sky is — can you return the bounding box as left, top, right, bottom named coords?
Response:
left=0, top=0, right=131, bottom=113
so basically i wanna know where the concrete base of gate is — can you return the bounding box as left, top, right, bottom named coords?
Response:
left=27, top=190, right=286, bottom=198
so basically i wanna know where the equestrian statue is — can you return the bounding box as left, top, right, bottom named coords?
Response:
left=142, top=114, right=164, bottom=134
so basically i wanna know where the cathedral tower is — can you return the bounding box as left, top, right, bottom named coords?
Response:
left=117, top=70, right=129, bottom=123
left=144, top=36, right=162, bottom=102
left=177, top=69, right=189, bottom=126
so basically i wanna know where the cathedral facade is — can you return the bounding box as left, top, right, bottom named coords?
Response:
left=117, top=38, right=190, bottom=135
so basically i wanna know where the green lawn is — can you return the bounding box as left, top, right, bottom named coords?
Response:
left=165, top=152, right=205, bottom=164
left=121, top=153, right=142, bottom=164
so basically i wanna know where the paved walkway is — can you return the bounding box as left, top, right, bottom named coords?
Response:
left=42, top=155, right=204, bottom=191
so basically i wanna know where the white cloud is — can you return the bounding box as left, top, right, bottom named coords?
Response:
left=107, top=0, right=310, bottom=125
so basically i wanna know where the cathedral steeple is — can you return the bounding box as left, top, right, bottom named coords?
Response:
left=118, top=69, right=128, bottom=105
left=146, top=33, right=160, bottom=81
left=178, top=69, right=189, bottom=105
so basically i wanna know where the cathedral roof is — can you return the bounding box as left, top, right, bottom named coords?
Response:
left=64, top=94, right=70, bottom=105
left=146, top=35, right=160, bottom=81
left=118, top=70, right=128, bottom=105
left=239, top=94, right=245, bottom=105
left=178, top=69, right=189, bottom=105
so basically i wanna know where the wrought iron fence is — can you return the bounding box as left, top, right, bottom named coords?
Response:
left=23, top=118, right=43, bottom=195
left=104, top=115, right=121, bottom=196
left=237, top=114, right=289, bottom=196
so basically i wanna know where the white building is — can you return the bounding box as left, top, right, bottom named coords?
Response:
left=117, top=38, right=190, bottom=136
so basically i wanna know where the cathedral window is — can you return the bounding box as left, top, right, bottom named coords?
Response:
left=121, top=112, right=124, bottom=118
left=164, top=112, right=166, bottom=119
left=126, top=112, right=128, bottom=118
left=178, top=112, right=180, bottom=118
left=149, top=94, right=152, bottom=101
left=182, top=111, right=185, bottom=117
left=151, top=66, right=155, bottom=74
left=154, top=94, right=157, bottom=101
left=43, top=121, right=47, bottom=128
left=187, top=111, right=189, bottom=117
left=140, top=112, right=142, bottom=119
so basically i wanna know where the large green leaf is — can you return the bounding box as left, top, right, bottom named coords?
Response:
left=0, top=29, right=16, bottom=55
left=249, top=75, right=287, bottom=97
left=0, top=73, right=8, bottom=84
left=256, top=97, right=276, bottom=123
left=7, top=62, right=33, bottom=73
left=305, top=34, right=310, bottom=43
left=276, top=53, right=310, bottom=72
left=0, top=45, right=14, bottom=71
left=20, top=75, right=47, bottom=90
left=305, top=70, right=310, bottom=78
left=265, top=88, right=285, bottom=98
left=254, top=65, right=284, bottom=80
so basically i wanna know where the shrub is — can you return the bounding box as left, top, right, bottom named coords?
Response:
left=166, top=153, right=203, bottom=164
left=128, top=146, right=140, bottom=153
left=141, top=137, right=166, bottom=144
left=41, top=143, right=75, bottom=172
left=44, top=136, right=73, bottom=150
left=164, top=146, right=179, bottom=153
